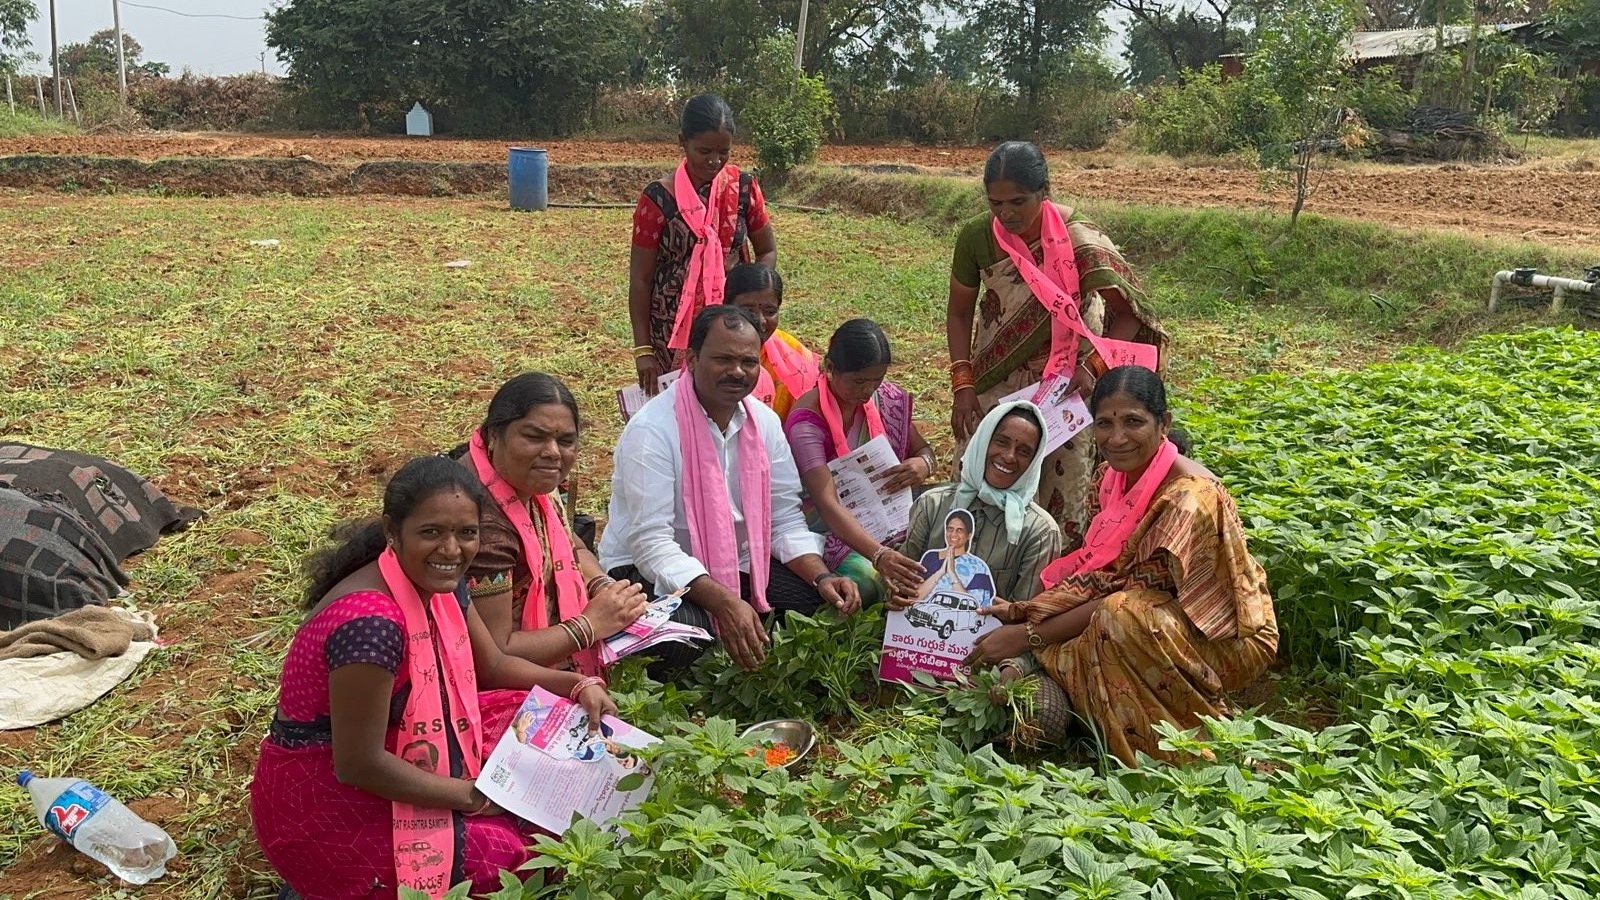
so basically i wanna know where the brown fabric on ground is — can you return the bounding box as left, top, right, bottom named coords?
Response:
left=0, top=604, right=158, bottom=660
left=0, top=443, right=201, bottom=628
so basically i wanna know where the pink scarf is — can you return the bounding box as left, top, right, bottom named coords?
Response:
left=667, top=161, right=736, bottom=351
left=753, top=368, right=777, bottom=407
left=1040, top=439, right=1179, bottom=588
left=467, top=432, right=598, bottom=676
left=765, top=335, right=819, bottom=401
left=379, top=548, right=485, bottom=896
left=991, top=204, right=1157, bottom=385
left=817, top=375, right=884, bottom=457
left=674, top=378, right=773, bottom=613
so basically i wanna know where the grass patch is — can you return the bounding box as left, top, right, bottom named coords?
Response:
left=0, top=108, right=78, bottom=138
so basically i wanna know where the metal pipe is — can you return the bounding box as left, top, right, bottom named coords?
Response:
left=1489, top=269, right=1599, bottom=313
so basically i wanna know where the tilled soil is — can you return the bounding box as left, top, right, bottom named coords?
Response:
left=3, top=132, right=1597, bottom=248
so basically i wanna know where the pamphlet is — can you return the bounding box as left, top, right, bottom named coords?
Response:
left=476, top=687, right=658, bottom=835
left=599, top=594, right=712, bottom=666
left=617, top=370, right=683, bottom=422
left=999, top=377, right=1093, bottom=457
left=879, top=507, right=1000, bottom=685
left=826, top=434, right=912, bottom=542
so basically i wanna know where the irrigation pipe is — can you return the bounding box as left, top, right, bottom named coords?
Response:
left=1488, top=268, right=1599, bottom=313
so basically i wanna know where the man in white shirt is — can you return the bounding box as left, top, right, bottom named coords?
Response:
left=601, top=305, right=860, bottom=672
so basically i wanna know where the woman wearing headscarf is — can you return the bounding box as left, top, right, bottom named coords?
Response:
left=893, top=401, right=1063, bottom=609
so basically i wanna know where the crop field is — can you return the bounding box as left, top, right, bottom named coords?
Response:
left=0, top=178, right=1597, bottom=899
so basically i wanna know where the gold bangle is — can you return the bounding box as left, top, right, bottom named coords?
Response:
left=632, top=345, right=656, bottom=360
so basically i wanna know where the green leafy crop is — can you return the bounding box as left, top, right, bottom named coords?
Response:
left=513, top=328, right=1600, bottom=899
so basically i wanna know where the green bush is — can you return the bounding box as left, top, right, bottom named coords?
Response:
left=1131, top=65, right=1255, bottom=156
left=1345, top=66, right=1414, bottom=130
left=737, top=32, right=837, bottom=178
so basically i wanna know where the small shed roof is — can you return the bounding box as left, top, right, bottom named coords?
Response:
left=1347, top=22, right=1532, bottom=62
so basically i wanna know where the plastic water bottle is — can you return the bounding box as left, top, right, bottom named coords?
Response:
left=15, top=770, right=176, bottom=884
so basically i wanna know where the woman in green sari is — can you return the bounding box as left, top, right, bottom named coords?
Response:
left=945, top=141, right=1168, bottom=547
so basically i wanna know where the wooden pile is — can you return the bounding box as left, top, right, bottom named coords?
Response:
left=1372, top=106, right=1510, bottom=161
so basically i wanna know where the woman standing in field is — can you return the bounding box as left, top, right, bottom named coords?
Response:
left=965, top=367, right=1277, bottom=765
left=946, top=141, right=1166, bottom=546
left=629, top=94, right=778, bottom=394
left=250, top=456, right=617, bottom=899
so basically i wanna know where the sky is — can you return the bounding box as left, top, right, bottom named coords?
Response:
left=21, top=0, right=282, bottom=77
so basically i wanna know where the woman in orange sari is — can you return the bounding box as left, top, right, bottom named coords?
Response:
left=726, top=263, right=819, bottom=421
left=965, top=366, right=1277, bottom=766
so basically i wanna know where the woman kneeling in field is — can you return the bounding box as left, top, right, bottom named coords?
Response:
left=894, top=400, right=1063, bottom=608
left=965, top=366, right=1278, bottom=765
left=250, top=456, right=616, bottom=899
left=452, top=373, right=648, bottom=672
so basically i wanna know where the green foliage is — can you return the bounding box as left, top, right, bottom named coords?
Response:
left=689, top=605, right=884, bottom=724
left=60, top=29, right=167, bottom=80
left=0, top=0, right=36, bottom=77
left=530, top=329, right=1600, bottom=899
left=1123, top=12, right=1242, bottom=86
left=966, top=0, right=1110, bottom=115
left=1345, top=66, right=1413, bottom=130
left=735, top=32, right=837, bottom=178
left=265, top=0, right=642, bottom=135
left=1132, top=64, right=1256, bottom=156
left=0, top=107, right=76, bottom=138
left=1184, top=330, right=1600, bottom=665
left=1247, top=0, right=1357, bottom=223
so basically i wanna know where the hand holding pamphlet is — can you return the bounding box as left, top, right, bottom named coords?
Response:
left=617, top=370, right=683, bottom=422
left=476, top=687, right=658, bottom=836
left=599, top=590, right=711, bottom=666
left=826, top=434, right=912, bottom=543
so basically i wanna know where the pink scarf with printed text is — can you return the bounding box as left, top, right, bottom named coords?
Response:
left=468, top=431, right=598, bottom=675
left=1040, top=439, right=1179, bottom=588
left=992, top=203, right=1157, bottom=391
left=675, top=378, right=772, bottom=613
left=667, top=161, right=737, bottom=351
left=379, top=548, right=485, bottom=896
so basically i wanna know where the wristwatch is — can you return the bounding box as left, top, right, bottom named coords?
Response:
left=1025, top=622, right=1044, bottom=649
left=811, top=571, right=836, bottom=589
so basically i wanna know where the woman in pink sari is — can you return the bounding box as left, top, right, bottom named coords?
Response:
left=629, top=94, right=777, bottom=395
left=251, top=457, right=617, bottom=898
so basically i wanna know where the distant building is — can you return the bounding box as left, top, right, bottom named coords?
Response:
left=1346, top=23, right=1534, bottom=82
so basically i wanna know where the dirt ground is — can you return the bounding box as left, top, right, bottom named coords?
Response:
left=0, top=132, right=989, bottom=167
left=4, top=131, right=1598, bottom=248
